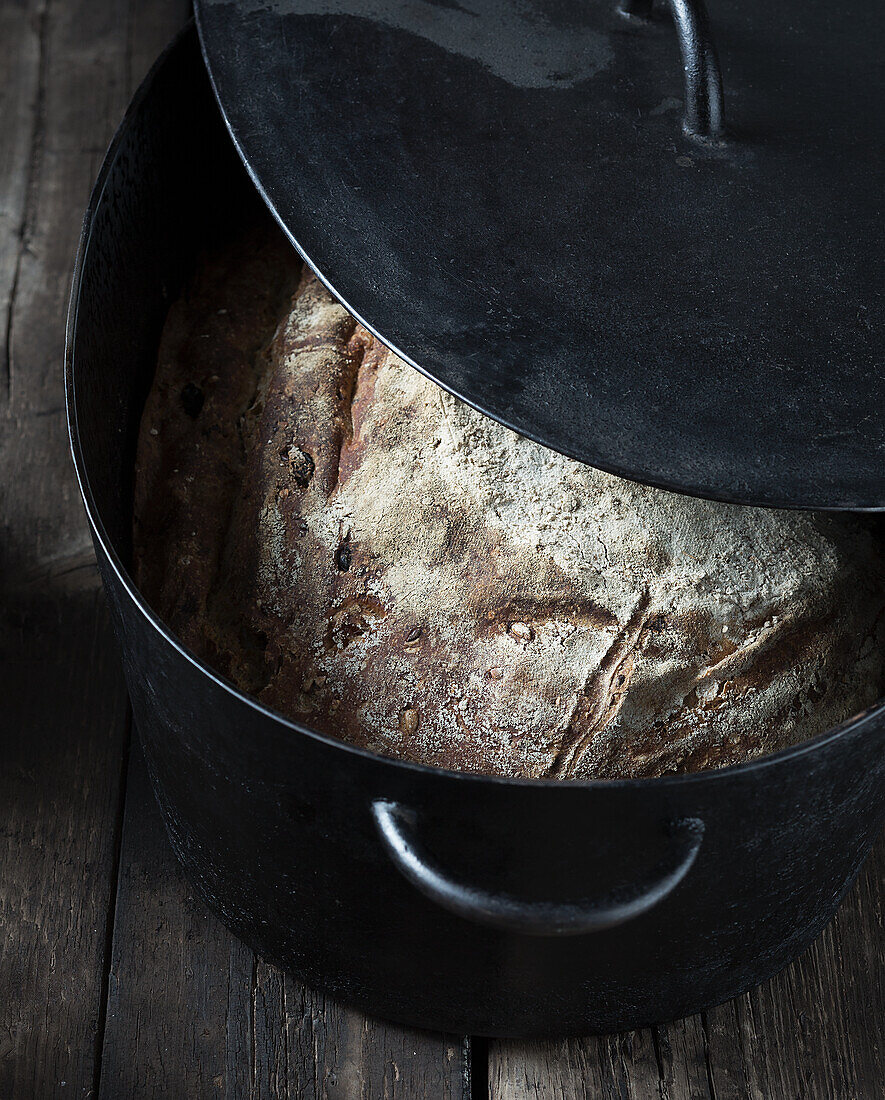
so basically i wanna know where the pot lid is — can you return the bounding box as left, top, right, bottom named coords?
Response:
left=194, top=0, right=883, bottom=510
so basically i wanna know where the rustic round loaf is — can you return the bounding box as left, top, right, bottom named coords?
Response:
left=134, top=221, right=885, bottom=779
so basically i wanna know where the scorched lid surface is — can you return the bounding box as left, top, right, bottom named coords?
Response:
left=194, top=0, right=884, bottom=510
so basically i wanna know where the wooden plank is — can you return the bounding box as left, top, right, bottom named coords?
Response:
left=96, top=745, right=255, bottom=1099
left=0, top=0, right=134, bottom=1096
left=0, top=0, right=43, bottom=402
left=0, top=580, right=129, bottom=1100
left=99, top=743, right=470, bottom=1099
left=489, top=1029, right=667, bottom=1100
left=488, top=836, right=884, bottom=1099
left=275, top=974, right=468, bottom=1098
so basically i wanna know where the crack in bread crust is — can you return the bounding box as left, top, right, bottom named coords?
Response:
left=551, top=591, right=651, bottom=778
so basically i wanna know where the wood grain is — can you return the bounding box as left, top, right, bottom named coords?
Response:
left=0, top=0, right=131, bottom=1096
left=0, top=0, right=43, bottom=409
left=96, top=745, right=255, bottom=1099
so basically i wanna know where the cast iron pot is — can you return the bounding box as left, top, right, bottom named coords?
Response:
left=66, top=28, right=885, bottom=1036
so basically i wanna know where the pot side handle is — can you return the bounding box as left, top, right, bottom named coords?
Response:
left=372, top=800, right=705, bottom=937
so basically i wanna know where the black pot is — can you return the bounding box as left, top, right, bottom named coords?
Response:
left=66, top=29, right=885, bottom=1037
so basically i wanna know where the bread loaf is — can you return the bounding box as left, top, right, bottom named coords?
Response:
left=134, top=219, right=885, bottom=779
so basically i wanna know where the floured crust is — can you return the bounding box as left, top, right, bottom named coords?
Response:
left=134, top=218, right=885, bottom=779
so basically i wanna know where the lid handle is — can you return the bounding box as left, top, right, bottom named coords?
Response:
left=620, top=0, right=725, bottom=141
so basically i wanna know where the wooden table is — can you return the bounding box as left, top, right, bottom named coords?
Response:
left=0, top=2, right=882, bottom=1096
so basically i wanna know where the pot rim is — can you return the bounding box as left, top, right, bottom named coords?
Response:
left=64, top=22, right=885, bottom=793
